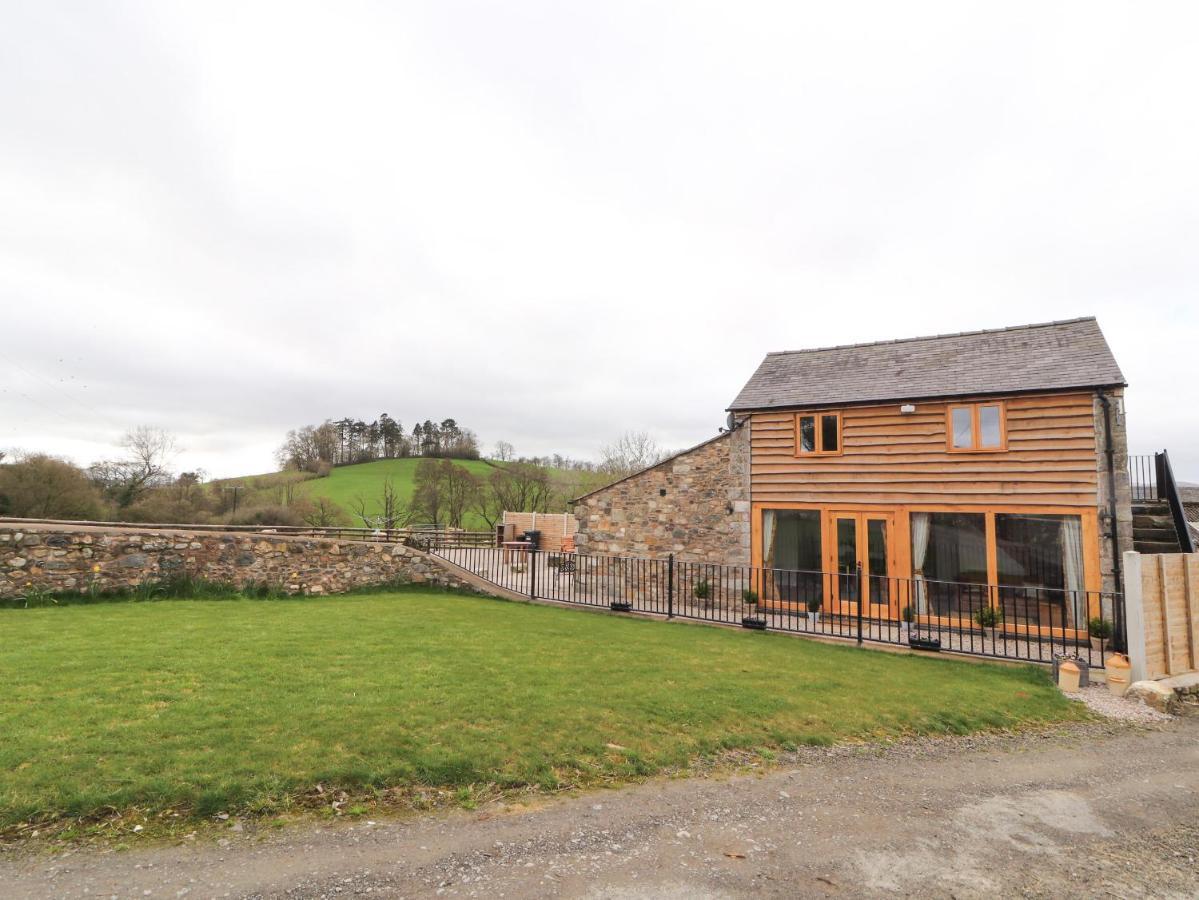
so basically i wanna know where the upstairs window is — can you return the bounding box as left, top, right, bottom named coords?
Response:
left=795, top=412, right=841, bottom=456
left=947, top=402, right=1005, bottom=451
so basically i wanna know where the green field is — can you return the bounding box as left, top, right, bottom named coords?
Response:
left=217, top=457, right=590, bottom=529
left=0, top=590, right=1084, bottom=833
left=300, top=458, right=499, bottom=528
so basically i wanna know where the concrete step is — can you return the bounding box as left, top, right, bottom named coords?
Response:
left=1133, top=514, right=1175, bottom=528
left=1134, top=526, right=1181, bottom=542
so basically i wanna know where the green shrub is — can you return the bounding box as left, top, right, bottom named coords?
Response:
left=741, top=589, right=758, bottom=605
left=806, top=595, right=822, bottom=613
left=974, top=606, right=1003, bottom=629
left=901, top=605, right=914, bottom=623
left=693, top=579, right=711, bottom=600
left=1088, top=617, right=1113, bottom=639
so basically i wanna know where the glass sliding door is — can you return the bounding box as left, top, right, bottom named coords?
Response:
left=763, top=509, right=823, bottom=608
left=910, top=512, right=989, bottom=621
left=995, top=513, right=1086, bottom=629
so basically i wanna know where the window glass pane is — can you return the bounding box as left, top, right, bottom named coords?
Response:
left=836, top=517, right=858, bottom=602
left=867, top=519, right=888, bottom=605
left=768, top=510, right=823, bottom=607
left=979, top=405, right=1002, bottom=447
left=915, top=512, right=987, bottom=618
left=995, top=514, right=1084, bottom=628
left=798, top=416, right=816, bottom=452
left=950, top=407, right=973, bottom=448
left=821, top=414, right=839, bottom=452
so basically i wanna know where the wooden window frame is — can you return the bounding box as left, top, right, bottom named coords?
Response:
left=794, top=411, right=843, bottom=457
left=945, top=402, right=1007, bottom=453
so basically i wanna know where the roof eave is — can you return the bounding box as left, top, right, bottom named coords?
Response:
left=725, top=381, right=1128, bottom=413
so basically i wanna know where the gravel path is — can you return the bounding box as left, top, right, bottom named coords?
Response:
left=1074, top=683, right=1176, bottom=723
left=3, top=718, right=1195, bottom=899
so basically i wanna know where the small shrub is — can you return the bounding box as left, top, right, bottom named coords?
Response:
left=806, top=595, right=822, bottom=613
left=692, top=579, right=712, bottom=601
left=741, top=589, right=758, bottom=605
left=15, top=582, right=58, bottom=608
left=1088, top=617, right=1113, bottom=640
left=901, top=605, right=914, bottom=623
left=974, top=606, right=1004, bottom=629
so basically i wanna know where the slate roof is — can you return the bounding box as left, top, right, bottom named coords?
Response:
left=727, top=317, right=1125, bottom=411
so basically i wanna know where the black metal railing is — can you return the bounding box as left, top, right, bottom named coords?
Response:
left=1128, top=453, right=1161, bottom=502
left=1159, top=450, right=1196, bottom=553
left=431, top=546, right=1122, bottom=669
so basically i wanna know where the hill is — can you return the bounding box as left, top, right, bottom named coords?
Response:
left=214, top=458, right=603, bottom=530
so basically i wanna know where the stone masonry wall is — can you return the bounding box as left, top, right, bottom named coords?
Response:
left=572, top=424, right=751, bottom=565
left=1095, top=387, right=1134, bottom=596
left=0, top=524, right=480, bottom=599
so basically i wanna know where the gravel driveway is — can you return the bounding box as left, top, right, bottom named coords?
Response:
left=3, top=719, right=1196, bottom=899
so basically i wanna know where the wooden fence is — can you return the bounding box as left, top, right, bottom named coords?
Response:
left=1125, top=551, right=1199, bottom=681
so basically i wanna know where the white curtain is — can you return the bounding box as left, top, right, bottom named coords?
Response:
left=762, top=510, right=777, bottom=569
left=911, top=512, right=931, bottom=615
left=1061, top=516, right=1084, bottom=627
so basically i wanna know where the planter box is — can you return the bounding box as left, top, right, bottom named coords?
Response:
left=908, top=635, right=942, bottom=651
left=741, top=616, right=768, bottom=631
left=609, top=601, right=633, bottom=613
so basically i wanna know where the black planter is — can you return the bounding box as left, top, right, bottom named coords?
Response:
left=741, top=616, right=768, bottom=630
left=908, top=635, right=942, bottom=651
left=610, top=601, right=633, bottom=612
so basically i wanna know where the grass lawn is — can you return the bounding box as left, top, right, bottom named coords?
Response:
left=0, top=591, right=1086, bottom=831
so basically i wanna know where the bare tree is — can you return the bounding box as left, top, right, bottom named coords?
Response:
left=350, top=477, right=417, bottom=531
left=493, top=440, right=514, bottom=462
left=440, top=462, right=481, bottom=529
left=489, top=463, right=553, bottom=514
left=297, top=495, right=349, bottom=528
left=598, top=431, right=666, bottom=477
left=89, top=426, right=178, bottom=508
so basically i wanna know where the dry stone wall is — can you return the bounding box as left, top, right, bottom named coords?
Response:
left=572, top=425, right=751, bottom=565
left=0, top=524, right=480, bottom=598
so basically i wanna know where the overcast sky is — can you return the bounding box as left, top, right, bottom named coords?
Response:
left=2, top=1, right=1197, bottom=480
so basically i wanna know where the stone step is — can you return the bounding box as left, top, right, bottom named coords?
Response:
left=1133, top=514, right=1175, bottom=528
left=1134, top=526, right=1181, bottom=542
left=1134, top=539, right=1182, bottom=554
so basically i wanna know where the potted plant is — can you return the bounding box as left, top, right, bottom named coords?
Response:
left=1088, top=617, right=1113, bottom=654
left=973, top=605, right=1004, bottom=645
left=806, top=595, right=823, bottom=627
left=693, top=579, right=712, bottom=608
left=741, top=588, right=759, bottom=608
left=901, top=605, right=914, bottom=639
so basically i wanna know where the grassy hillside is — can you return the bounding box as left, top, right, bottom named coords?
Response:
left=214, top=458, right=602, bottom=530
left=303, top=458, right=498, bottom=528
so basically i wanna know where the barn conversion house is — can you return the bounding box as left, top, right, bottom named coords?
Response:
left=573, top=318, right=1138, bottom=635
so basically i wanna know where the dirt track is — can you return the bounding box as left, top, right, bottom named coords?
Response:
left=3, top=720, right=1197, bottom=899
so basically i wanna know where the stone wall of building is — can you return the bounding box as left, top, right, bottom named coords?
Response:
left=572, top=423, right=751, bottom=565
left=0, top=524, right=481, bottom=599
left=1094, top=388, right=1134, bottom=596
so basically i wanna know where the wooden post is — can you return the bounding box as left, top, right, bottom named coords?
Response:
left=1187, top=556, right=1199, bottom=672
left=1123, top=551, right=1148, bottom=683
left=1158, top=555, right=1174, bottom=677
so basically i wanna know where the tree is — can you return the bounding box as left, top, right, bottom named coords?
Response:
left=412, top=458, right=445, bottom=523
left=295, top=495, right=350, bottom=528
left=0, top=453, right=104, bottom=519
left=440, top=461, right=481, bottom=529
left=489, top=462, right=552, bottom=514
left=89, top=426, right=178, bottom=508
left=493, top=440, right=514, bottom=462
left=349, top=476, right=416, bottom=530
left=598, top=431, right=666, bottom=478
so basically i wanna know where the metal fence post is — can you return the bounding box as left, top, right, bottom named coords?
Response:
left=529, top=549, right=537, bottom=600
left=856, top=561, right=864, bottom=645
left=667, top=554, right=675, bottom=618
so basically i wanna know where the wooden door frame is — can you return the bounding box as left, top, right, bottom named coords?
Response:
left=825, top=509, right=899, bottom=619
left=750, top=501, right=1103, bottom=630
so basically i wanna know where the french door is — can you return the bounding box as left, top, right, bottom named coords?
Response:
left=827, top=511, right=896, bottom=619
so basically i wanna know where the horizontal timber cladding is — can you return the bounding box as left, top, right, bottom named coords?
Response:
left=749, top=392, right=1099, bottom=507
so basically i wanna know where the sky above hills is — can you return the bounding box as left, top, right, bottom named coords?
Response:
left=2, top=2, right=1197, bottom=479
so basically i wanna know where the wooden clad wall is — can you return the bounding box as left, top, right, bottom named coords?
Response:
left=749, top=392, right=1099, bottom=507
